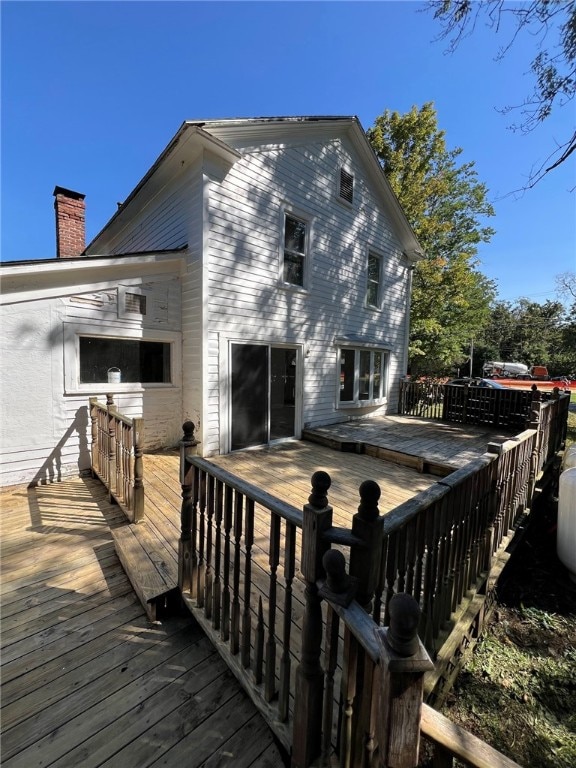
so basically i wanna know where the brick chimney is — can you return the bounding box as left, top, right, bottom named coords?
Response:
left=53, top=186, right=86, bottom=258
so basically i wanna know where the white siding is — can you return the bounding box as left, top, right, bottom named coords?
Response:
left=1, top=275, right=182, bottom=487
left=202, top=136, right=410, bottom=453
left=180, top=165, right=205, bottom=446
left=86, top=167, right=192, bottom=256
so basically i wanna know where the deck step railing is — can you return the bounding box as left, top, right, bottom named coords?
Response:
left=89, top=395, right=145, bottom=523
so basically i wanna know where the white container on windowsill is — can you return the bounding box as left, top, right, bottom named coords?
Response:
left=107, top=367, right=121, bottom=384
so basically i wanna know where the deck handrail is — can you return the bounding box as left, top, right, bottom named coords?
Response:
left=375, top=394, right=569, bottom=655
left=175, top=394, right=568, bottom=766
left=178, top=422, right=304, bottom=753
left=298, top=550, right=523, bottom=768
left=89, top=395, right=145, bottom=523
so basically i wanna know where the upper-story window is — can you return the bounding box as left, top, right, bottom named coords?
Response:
left=283, top=213, right=307, bottom=287
left=366, top=252, right=381, bottom=308
left=339, top=168, right=354, bottom=205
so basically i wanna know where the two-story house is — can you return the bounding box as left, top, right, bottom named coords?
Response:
left=0, top=116, right=422, bottom=487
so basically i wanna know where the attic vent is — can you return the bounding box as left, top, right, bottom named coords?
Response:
left=339, top=168, right=354, bottom=204
left=125, top=293, right=147, bottom=314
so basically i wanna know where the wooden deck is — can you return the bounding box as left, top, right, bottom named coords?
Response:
left=1, top=417, right=514, bottom=766
left=303, top=413, right=516, bottom=473
left=0, top=477, right=288, bottom=768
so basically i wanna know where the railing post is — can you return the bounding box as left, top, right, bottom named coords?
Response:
left=132, top=417, right=145, bottom=523
left=485, top=442, right=503, bottom=570
left=89, top=397, right=98, bottom=477
left=375, top=593, right=434, bottom=768
left=107, top=393, right=116, bottom=500
left=350, top=480, right=382, bottom=615
left=179, top=421, right=199, bottom=593
left=528, top=399, right=542, bottom=502
left=348, top=480, right=382, bottom=763
left=292, top=471, right=333, bottom=768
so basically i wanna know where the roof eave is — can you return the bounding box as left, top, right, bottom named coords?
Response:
left=84, top=125, right=241, bottom=252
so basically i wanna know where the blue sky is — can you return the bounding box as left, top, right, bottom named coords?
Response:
left=2, top=0, right=575, bottom=306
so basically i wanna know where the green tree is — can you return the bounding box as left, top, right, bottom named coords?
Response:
left=427, top=0, right=576, bottom=186
left=479, top=298, right=571, bottom=375
left=367, top=103, right=496, bottom=375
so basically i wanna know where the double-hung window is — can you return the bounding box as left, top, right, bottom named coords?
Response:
left=366, top=252, right=381, bottom=308
left=283, top=213, right=307, bottom=287
left=339, top=347, right=387, bottom=405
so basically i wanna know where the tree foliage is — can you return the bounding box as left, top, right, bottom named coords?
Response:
left=476, top=297, right=576, bottom=375
left=367, top=103, right=496, bottom=375
left=427, top=0, right=576, bottom=187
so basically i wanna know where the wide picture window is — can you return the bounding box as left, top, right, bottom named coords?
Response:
left=339, top=348, right=386, bottom=404
left=79, top=337, right=171, bottom=384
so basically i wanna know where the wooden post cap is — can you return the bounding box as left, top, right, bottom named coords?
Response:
left=387, top=593, right=422, bottom=657
left=308, top=471, right=331, bottom=509
left=182, top=421, right=195, bottom=440
left=319, top=549, right=357, bottom=607
left=358, top=479, right=381, bottom=521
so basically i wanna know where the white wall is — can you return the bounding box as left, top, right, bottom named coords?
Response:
left=201, top=135, right=410, bottom=454
left=1, top=272, right=183, bottom=487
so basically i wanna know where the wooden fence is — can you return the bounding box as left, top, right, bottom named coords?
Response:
left=398, top=378, right=568, bottom=431
left=89, top=395, right=145, bottom=523
left=177, top=394, right=568, bottom=766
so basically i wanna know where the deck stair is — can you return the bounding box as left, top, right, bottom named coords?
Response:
left=111, top=520, right=180, bottom=622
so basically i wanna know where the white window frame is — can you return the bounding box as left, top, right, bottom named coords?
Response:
left=366, top=249, right=382, bottom=309
left=63, top=321, right=181, bottom=394
left=279, top=207, right=312, bottom=291
left=219, top=334, right=304, bottom=454
left=336, top=345, right=389, bottom=408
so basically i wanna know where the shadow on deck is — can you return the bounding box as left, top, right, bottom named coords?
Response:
left=1, top=415, right=523, bottom=767
left=0, top=476, right=289, bottom=768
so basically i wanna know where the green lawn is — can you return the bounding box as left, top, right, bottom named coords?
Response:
left=567, top=409, right=576, bottom=448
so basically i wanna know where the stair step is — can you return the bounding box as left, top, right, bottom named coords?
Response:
left=111, top=522, right=179, bottom=622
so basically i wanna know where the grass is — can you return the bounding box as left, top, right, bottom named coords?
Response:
left=566, top=407, right=576, bottom=448
left=438, top=418, right=576, bottom=768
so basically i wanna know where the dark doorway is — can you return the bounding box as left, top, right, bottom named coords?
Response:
left=270, top=347, right=296, bottom=440
left=231, top=344, right=268, bottom=450
left=231, top=344, right=298, bottom=450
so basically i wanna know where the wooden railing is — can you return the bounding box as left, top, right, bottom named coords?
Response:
left=89, top=395, right=144, bottom=523
left=177, top=395, right=568, bottom=767
left=398, top=379, right=570, bottom=433
left=178, top=422, right=303, bottom=752
left=307, top=554, right=522, bottom=768
left=398, top=378, right=446, bottom=420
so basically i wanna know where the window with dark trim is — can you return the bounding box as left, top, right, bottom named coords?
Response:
left=283, top=213, right=307, bottom=287
left=339, top=348, right=387, bottom=404
left=79, top=337, right=171, bottom=384
left=366, top=252, right=381, bottom=307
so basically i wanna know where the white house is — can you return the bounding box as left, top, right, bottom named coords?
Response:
left=0, top=116, right=422, bottom=487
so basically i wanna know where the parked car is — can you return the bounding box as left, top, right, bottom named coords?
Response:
left=446, top=378, right=507, bottom=389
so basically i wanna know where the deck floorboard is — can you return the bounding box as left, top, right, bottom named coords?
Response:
left=1, top=416, right=509, bottom=766
left=0, top=476, right=288, bottom=768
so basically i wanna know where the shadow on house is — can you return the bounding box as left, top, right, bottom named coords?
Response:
left=30, top=406, right=91, bottom=487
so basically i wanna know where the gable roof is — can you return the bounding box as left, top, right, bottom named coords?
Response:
left=87, top=116, right=423, bottom=260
